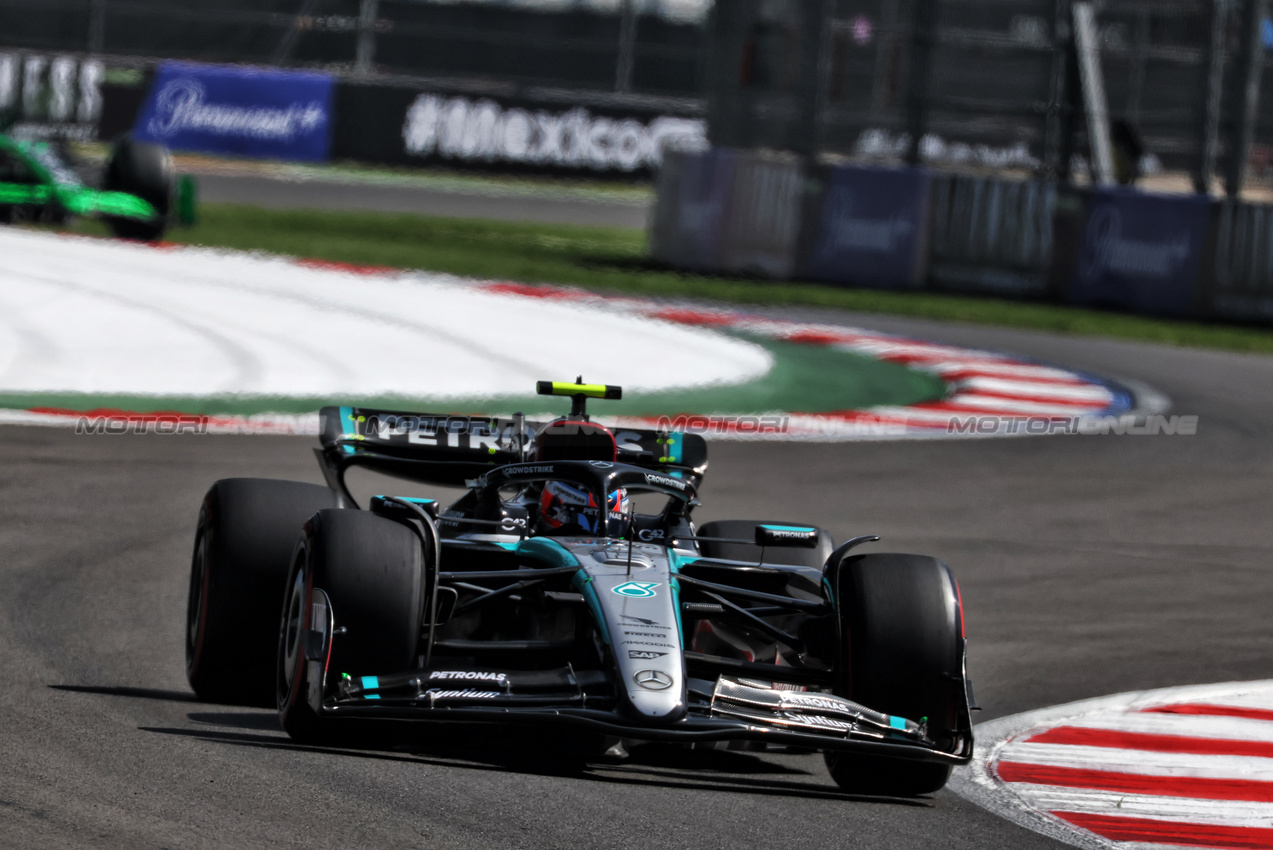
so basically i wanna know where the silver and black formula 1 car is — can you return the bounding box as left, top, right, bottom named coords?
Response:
left=185, top=381, right=975, bottom=796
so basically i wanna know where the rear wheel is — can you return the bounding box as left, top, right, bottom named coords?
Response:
left=186, top=478, right=336, bottom=706
left=103, top=135, right=172, bottom=241
left=278, top=509, right=426, bottom=744
left=826, top=553, right=964, bottom=796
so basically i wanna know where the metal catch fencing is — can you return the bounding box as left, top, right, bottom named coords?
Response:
left=0, top=0, right=707, bottom=98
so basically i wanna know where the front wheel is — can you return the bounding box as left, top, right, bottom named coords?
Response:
left=825, top=553, right=966, bottom=796
left=186, top=478, right=336, bottom=706
left=278, top=509, right=427, bottom=745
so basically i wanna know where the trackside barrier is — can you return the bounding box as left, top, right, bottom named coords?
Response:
left=332, top=79, right=706, bottom=177
left=1067, top=187, right=1212, bottom=318
left=131, top=62, right=335, bottom=162
left=928, top=174, right=1057, bottom=298
left=717, top=155, right=803, bottom=277
left=800, top=164, right=931, bottom=289
left=651, top=148, right=1273, bottom=326
left=650, top=151, right=929, bottom=287
left=648, top=148, right=737, bottom=271
left=0, top=50, right=106, bottom=142
left=93, top=57, right=706, bottom=175
left=0, top=49, right=153, bottom=143
left=1203, top=201, right=1273, bottom=322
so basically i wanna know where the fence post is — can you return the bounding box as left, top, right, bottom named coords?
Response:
left=1073, top=1, right=1114, bottom=185
left=88, top=0, right=106, bottom=54
left=1194, top=0, right=1229, bottom=194
left=793, top=0, right=834, bottom=158
left=704, top=0, right=754, bottom=149
left=1225, top=0, right=1265, bottom=197
left=272, top=0, right=323, bottom=66
left=1128, top=9, right=1150, bottom=125
left=1042, top=0, right=1072, bottom=181
left=615, top=0, right=636, bottom=93
left=356, top=0, right=380, bottom=74
left=869, top=0, right=901, bottom=119
left=904, top=0, right=937, bottom=165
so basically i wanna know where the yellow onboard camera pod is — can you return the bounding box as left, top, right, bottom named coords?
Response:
left=536, top=381, right=622, bottom=400
left=536, top=378, right=622, bottom=418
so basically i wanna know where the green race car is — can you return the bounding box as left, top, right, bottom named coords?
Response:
left=0, top=124, right=173, bottom=242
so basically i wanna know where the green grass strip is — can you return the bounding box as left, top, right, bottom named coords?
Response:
left=74, top=203, right=1273, bottom=354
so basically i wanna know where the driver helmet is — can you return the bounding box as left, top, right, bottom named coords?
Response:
left=530, top=418, right=628, bottom=536
left=539, top=481, right=629, bottom=535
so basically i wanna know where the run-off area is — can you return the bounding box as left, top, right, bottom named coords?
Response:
left=0, top=229, right=1135, bottom=440
left=0, top=229, right=771, bottom=401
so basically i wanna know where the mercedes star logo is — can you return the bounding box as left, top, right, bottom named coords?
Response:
left=633, top=669, right=673, bottom=690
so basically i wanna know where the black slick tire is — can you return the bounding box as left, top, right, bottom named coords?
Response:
left=826, top=553, right=964, bottom=797
left=277, top=509, right=426, bottom=745
left=103, top=135, right=172, bottom=241
left=186, top=478, right=336, bottom=706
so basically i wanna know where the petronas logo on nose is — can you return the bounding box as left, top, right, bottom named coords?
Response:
left=611, top=581, right=659, bottom=598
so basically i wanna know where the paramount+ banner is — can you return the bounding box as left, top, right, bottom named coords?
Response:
left=133, top=62, right=334, bottom=161
left=333, top=81, right=706, bottom=176
left=1067, top=188, right=1211, bottom=318
left=801, top=165, right=931, bottom=289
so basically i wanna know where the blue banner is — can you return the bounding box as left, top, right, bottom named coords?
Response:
left=133, top=62, right=333, bottom=161
left=1069, top=188, right=1211, bottom=317
left=651, top=148, right=737, bottom=270
left=803, top=166, right=930, bottom=289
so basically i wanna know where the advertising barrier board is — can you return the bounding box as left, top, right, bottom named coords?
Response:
left=1068, top=188, right=1211, bottom=317
left=648, top=148, right=737, bottom=271
left=332, top=81, right=705, bottom=176
left=801, top=165, right=930, bottom=289
left=132, top=62, right=334, bottom=161
left=0, top=51, right=104, bottom=141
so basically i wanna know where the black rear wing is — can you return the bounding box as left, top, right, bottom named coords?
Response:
left=315, top=406, right=707, bottom=507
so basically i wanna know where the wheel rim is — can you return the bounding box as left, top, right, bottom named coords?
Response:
left=278, top=560, right=307, bottom=708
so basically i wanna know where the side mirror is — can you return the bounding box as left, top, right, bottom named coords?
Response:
left=754, top=524, right=819, bottom=548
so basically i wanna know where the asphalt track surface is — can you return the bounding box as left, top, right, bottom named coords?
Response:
left=3, top=190, right=1273, bottom=849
